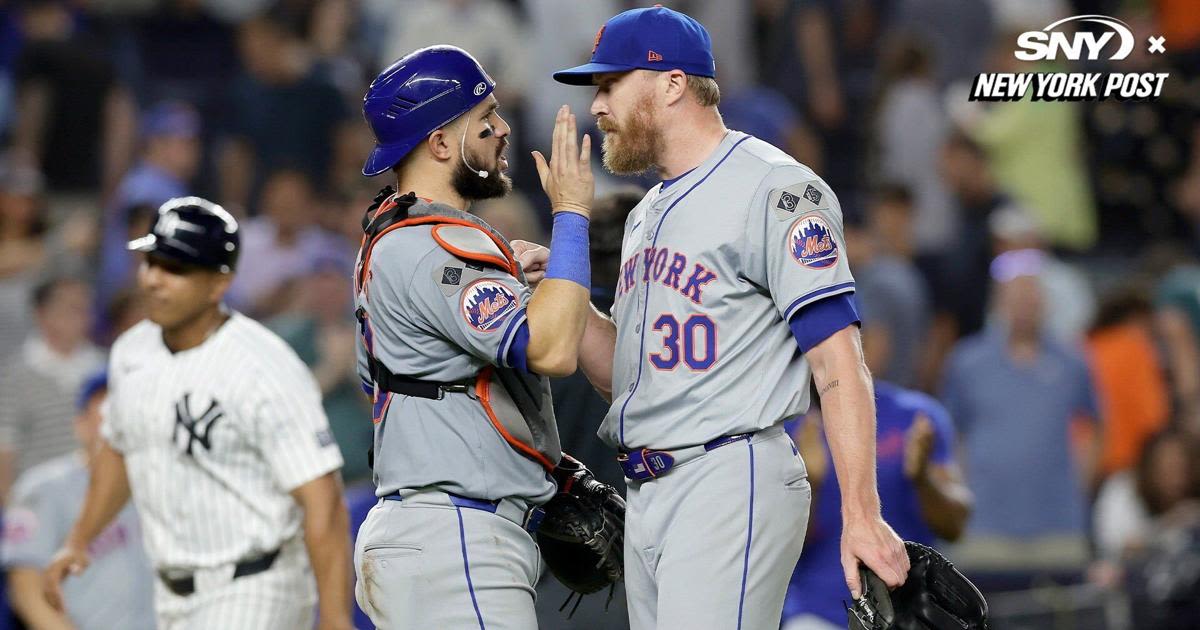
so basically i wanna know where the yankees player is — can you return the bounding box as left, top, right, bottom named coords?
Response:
left=44, top=197, right=354, bottom=630
left=553, top=7, right=909, bottom=629
left=352, top=46, right=594, bottom=628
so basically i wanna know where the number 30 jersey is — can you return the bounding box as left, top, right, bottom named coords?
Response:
left=601, top=131, right=856, bottom=451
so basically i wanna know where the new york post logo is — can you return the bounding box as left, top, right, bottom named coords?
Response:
left=461, top=279, right=520, bottom=332
left=970, top=14, right=1169, bottom=102
left=790, top=215, right=839, bottom=269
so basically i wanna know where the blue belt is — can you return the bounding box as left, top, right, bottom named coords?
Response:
left=618, top=432, right=754, bottom=482
left=383, top=491, right=545, bottom=534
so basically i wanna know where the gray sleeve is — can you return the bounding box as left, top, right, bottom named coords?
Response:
left=745, top=167, right=856, bottom=320
left=402, top=251, right=532, bottom=369
left=0, top=365, right=22, bottom=450
left=0, top=475, right=62, bottom=569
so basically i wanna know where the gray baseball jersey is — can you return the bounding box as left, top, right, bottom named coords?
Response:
left=1, top=452, right=156, bottom=630
left=354, top=198, right=555, bottom=506
left=602, top=130, right=855, bottom=450
left=101, top=314, right=344, bottom=570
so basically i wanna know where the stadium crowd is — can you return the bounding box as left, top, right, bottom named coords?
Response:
left=0, top=0, right=1197, bottom=628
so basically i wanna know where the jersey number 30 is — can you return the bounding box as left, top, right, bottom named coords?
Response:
left=649, top=314, right=716, bottom=371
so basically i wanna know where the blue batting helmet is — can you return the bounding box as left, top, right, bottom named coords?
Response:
left=128, top=197, right=240, bottom=273
left=361, top=45, right=496, bottom=177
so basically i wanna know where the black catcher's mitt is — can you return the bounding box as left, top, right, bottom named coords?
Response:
left=848, top=541, right=989, bottom=630
left=537, top=454, right=625, bottom=599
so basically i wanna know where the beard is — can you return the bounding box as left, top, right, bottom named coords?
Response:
left=452, top=144, right=512, bottom=201
left=599, top=94, right=662, bottom=175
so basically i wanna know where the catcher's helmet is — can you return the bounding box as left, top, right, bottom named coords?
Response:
left=128, top=197, right=239, bottom=273
left=361, top=45, right=496, bottom=177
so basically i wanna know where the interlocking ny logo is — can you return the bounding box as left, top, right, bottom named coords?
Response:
left=173, top=394, right=225, bottom=456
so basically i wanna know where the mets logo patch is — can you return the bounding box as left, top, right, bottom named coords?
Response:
left=461, top=279, right=520, bottom=332
left=790, top=215, right=839, bottom=269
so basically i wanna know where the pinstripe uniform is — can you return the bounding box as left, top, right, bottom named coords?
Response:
left=101, top=313, right=344, bottom=629
left=606, top=131, right=855, bottom=629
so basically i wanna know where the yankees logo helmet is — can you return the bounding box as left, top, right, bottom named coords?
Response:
left=128, top=196, right=240, bottom=273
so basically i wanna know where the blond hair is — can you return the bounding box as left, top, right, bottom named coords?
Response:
left=687, top=75, right=721, bottom=107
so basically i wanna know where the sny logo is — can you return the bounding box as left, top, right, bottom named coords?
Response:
left=1015, top=15, right=1134, bottom=61
left=173, top=393, right=225, bottom=456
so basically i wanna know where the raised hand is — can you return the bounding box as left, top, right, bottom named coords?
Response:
left=531, top=105, right=594, bottom=218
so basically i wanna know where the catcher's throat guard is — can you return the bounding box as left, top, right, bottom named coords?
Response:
left=355, top=187, right=562, bottom=472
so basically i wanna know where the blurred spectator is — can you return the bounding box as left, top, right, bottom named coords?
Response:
left=1116, top=428, right=1200, bottom=629
left=0, top=277, right=103, bottom=502
left=536, top=189, right=641, bottom=630
left=0, top=158, right=46, bottom=360
left=759, top=0, right=889, bottom=208
left=1085, top=286, right=1171, bottom=480
left=988, top=205, right=1095, bottom=343
left=782, top=380, right=972, bottom=630
left=962, top=35, right=1097, bottom=251
left=268, top=256, right=372, bottom=484
left=1150, top=247, right=1200, bottom=411
left=722, top=86, right=822, bottom=174
left=940, top=251, right=1100, bottom=543
left=845, top=185, right=930, bottom=389
left=375, top=0, right=529, bottom=112
left=522, top=0, right=618, bottom=160
left=96, top=101, right=201, bottom=324
left=919, top=130, right=1008, bottom=390
left=129, top=0, right=239, bottom=110
left=1093, top=427, right=1200, bottom=561
left=875, top=37, right=955, bottom=256
left=471, top=191, right=547, bottom=244
left=888, top=0, right=993, bottom=87
left=227, top=167, right=349, bottom=318
left=0, top=372, right=155, bottom=630
left=218, top=8, right=352, bottom=210
left=10, top=0, right=136, bottom=197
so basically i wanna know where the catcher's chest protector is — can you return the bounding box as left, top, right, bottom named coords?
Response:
left=355, top=188, right=562, bottom=472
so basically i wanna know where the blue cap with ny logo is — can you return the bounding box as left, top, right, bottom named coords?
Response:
left=553, top=5, right=715, bottom=86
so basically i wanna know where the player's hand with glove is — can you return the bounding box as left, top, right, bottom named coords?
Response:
left=43, top=543, right=91, bottom=612
left=842, top=513, right=909, bottom=599
left=848, top=541, right=989, bottom=630
left=538, top=453, right=625, bottom=603
left=532, top=105, right=594, bottom=218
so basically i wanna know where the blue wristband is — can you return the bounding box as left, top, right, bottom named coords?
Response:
left=545, top=211, right=590, bottom=289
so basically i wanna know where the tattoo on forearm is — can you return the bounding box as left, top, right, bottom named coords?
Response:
left=819, top=380, right=839, bottom=396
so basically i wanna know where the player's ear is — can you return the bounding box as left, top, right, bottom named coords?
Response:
left=209, top=271, right=234, bottom=304
left=661, top=70, right=687, bottom=107
left=425, top=127, right=455, bottom=162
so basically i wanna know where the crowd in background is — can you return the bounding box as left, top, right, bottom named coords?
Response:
left=0, top=0, right=1198, bottom=628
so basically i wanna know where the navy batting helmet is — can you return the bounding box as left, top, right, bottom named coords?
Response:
left=128, top=197, right=239, bottom=273
left=361, top=45, right=496, bottom=177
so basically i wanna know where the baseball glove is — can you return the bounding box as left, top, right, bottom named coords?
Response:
left=537, top=454, right=625, bottom=610
left=848, top=541, right=989, bottom=630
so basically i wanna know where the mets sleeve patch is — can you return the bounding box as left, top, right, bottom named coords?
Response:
left=789, top=214, right=840, bottom=269
left=461, top=279, right=522, bottom=332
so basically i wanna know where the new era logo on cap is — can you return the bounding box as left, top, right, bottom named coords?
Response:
left=648, top=50, right=663, bottom=62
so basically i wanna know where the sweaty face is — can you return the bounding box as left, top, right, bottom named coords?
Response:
left=594, top=73, right=662, bottom=175
left=452, top=98, right=513, bottom=201
left=137, top=255, right=229, bottom=331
